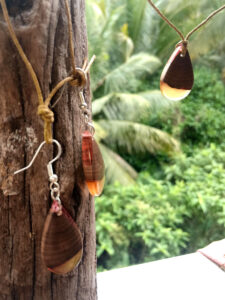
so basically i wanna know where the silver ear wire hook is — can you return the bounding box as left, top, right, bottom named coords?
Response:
left=14, top=139, right=62, bottom=176
left=46, top=139, right=62, bottom=180
left=48, top=140, right=62, bottom=165
left=14, top=139, right=63, bottom=211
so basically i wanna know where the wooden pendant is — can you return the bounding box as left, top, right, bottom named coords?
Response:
left=160, top=45, right=194, bottom=101
left=41, top=201, right=83, bottom=274
left=82, top=130, right=105, bottom=196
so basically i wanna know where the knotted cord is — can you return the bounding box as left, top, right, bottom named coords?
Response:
left=0, top=0, right=87, bottom=143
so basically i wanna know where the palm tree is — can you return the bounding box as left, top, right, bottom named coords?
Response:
left=189, top=1, right=225, bottom=73
left=128, top=0, right=225, bottom=65
left=126, top=0, right=225, bottom=59
left=86, top=0, right=180, bottom=184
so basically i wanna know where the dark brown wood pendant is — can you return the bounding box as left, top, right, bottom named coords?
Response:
left=160, top=45, right=194, bottom=101
left=41, top=202, right=83, bottom=274
left=82, top=130, right=105, bottom=196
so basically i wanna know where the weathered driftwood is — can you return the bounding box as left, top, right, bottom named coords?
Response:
left=0, top=1, right=97, bottom=299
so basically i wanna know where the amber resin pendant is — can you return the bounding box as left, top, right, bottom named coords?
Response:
left=82, top=130, right=105, bottom=196
left=41, top=201, right=83, bottom=275
left=160, top=44, right=194, bottom=101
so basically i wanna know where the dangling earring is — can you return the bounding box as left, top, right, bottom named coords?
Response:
left=14, top=140, right=83, bottom=274
left=79, top=90, right=105, bottom=197
left=80, top=92, right=105, bottom=196
left=61, top=0, right=106, bottom=196
left=73, top=58, right=105, bottom=197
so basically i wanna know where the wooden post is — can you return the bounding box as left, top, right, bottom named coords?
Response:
left=0, top=0, right=97, bottom=299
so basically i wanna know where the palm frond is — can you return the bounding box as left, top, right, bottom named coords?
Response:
left=86, top=0, right=105, bottom=48
left=99, top=143, right=137, bottom=184
left=98, top=120, right=180, bottom=155
left=117, top=24, right=134, bottom=61
left=93, top=90, right=174, bottom=121
left=190, top=13, right=225, bottom=61
left=145, top=0, right=198, bottom=59
left=126, top=0, right=147, bottom=47
left=86, top=0, right=126, bottom=90
left=95, top=53, right=161, bottom=93
left=92, top=93, right=150, bottom=120
left=100, top=5, right=125, bottom=41
left=132, top=2, right=156, bottom=53
left=139, top=90, right=175, bottom=113
left=92, top=121, right=107, bottom=142
left=92, top=94, right=112, bottom=116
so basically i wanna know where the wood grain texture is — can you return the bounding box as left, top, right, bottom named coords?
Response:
left=82, top=131, right=105, bottom=196
left=0, top=0, right=97, bottom=299
left=41, top=205, right=83, bottom=273
left=82, top=131, right=105, bottom=181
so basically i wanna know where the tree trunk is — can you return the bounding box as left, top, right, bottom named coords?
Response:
left=0, top=1, right=97, bottom=299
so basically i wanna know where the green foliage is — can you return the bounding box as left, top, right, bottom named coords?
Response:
left=87, top=0, right=225, bottom=272
left=98, top=120, right=180, bottom=155
left=86, top=0, right=181, bottom=184
left=140, top=66, right=225, bottom=152
left=117, top=66, right=225, bottom=206
left=179, top=67, right=225, bottom=147
left=96, top=67, right=225, bottom=270
left=94, top=92, right=180, bottom=184
left=96, top=145, right=225, bottom=270
left=165, top=144, right=225, bottom=251
left=100, top=144, right=138, bottom=185
left=96, top=177, right=188, bottom=270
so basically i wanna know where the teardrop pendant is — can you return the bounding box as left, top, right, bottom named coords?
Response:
left=41, top=201, right=83, bottom=274
left=160, top=44, right=194, bottom=101
left=82, top=130, right=105, bottom=196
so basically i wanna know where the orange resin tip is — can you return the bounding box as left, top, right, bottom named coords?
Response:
left=86, top=177, right=105, bottom=196
left=82, top=131, right=105, bottom=196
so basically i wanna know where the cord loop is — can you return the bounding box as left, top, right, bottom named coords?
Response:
left=70, top=68, right=87, bottom=87
left=176, top=40, right=188, bottom=56
left=0, top=0, right=96, bottom=145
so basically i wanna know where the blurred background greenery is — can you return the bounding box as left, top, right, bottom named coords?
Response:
left=85, top=0, right=225, bottom=271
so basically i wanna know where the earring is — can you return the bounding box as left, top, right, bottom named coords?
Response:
left=14, top=139, right=83, bottom=274
left=79, top=90, right=105, bottom=196
left=75, top=59, right=105, bottom=197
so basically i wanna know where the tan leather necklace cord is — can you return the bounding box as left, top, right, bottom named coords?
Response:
left=0, top=0, right=86, bottom=143
left=185, top=5, right=225, bottom=40
left=147, top=0, right=225, bottom=46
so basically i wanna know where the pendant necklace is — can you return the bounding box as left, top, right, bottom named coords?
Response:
left=147, top=1, right=225, bottom=101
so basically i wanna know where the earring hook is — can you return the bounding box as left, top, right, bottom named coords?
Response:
left=14, top=139, right=62, bottom=175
